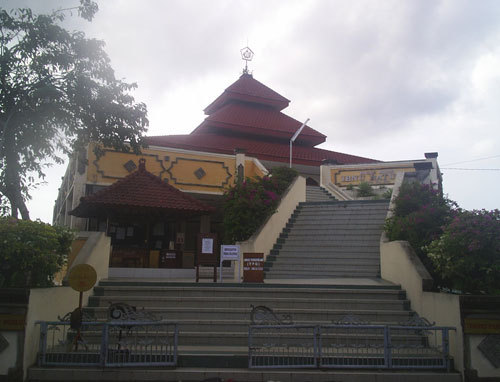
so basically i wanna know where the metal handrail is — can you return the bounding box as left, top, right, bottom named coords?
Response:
left=249, top=323, right=455, bottom=370
left=37, top=320, right=178, bottom=367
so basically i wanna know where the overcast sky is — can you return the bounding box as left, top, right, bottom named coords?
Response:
left=4, top=0, right=500, bottom=222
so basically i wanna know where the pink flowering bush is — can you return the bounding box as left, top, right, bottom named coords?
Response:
left=223, top=167, right=298, bottom=243
left=385, top=181, right=500, bottom=294
left=385, top=181, right=456, bottom=275
left=427, top=209, right=500, bottom=294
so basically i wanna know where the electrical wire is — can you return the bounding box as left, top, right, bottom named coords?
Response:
left=442, top=154, right=500, bottom=166
left=441, top=168, right=500, bottom=171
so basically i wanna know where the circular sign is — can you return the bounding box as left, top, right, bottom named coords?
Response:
left=68, top=264, right=97, bottom=292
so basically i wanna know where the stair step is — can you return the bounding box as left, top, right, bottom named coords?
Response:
left=28, top=366, right=463, bottom=381
left=88, top=295, right=406, bottom=310
left=84, top=306, right=413, bottom=323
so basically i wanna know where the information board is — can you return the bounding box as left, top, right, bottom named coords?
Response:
left=243, top=253, right=264, bottom=283
left=220, top=245, right=240, bottom=282
left=196, top=233, right=218, bottom=282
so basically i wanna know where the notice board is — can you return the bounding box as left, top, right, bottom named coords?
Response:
left=196, top=233, right=218, bottom=282
left=243, top=253, right=264, bottom=283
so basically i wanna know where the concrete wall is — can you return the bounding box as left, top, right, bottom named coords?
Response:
left=380, top=239, right=464, bottom=374
left=22, top=231, right=111, bottom=379
left=381, top=170, right=464, bottom=374
left=23, top=287, right=79, bottom=379
left=0, top=331, right=19, bottom=376
left=66, top=231, right=111, bottom=283
left=468, top=335, right=500, bottom=379
left=237, top=176, right=306, bottom=278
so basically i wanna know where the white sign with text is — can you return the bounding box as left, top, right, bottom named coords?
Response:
left=220, top=245, right=241, bottom=282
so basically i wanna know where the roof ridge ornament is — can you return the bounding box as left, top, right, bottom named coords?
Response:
left=240, top=46, right=254, bottom=75
left=138, top=158, right=146, bottom=171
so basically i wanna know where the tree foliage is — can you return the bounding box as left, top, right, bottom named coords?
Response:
left=384, top=181, right=456, bottom=282
left=0, top=1, right=148, bottom=219
left=0, top=217, right=74, bottom=288
left=385, top=180, right=500, bottom=294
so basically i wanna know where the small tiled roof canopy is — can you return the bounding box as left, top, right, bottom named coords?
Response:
left=70, top=159, right=214, bottom=218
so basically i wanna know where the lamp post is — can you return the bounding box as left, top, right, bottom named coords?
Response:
left=290, top=118, right=310, bottom=168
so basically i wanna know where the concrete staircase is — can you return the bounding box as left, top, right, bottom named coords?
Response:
left=306, top=184, right=336, bottom=202
left=29, top=280, right=462, bottom=381
left=90, top=281, right=411, bottom=365
left=265, top=199, right=390, bottom=279
left=28, top=196, right=461, bottom=381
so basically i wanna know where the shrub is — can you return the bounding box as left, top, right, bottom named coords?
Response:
left=223, top=167, right=298, bottom=243
left=0, top=218, right=74, bottom=288
left=427, top=209, right=500, bottom=294
left=382, top=188, right=393, bottom=200
left=356, top=182, right=374, bottom=197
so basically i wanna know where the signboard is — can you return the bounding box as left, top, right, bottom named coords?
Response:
left=464, top=318, right=500, bottom=334
left=197, top=233, right=218, bottom=265
left=176, top=232, right=185, bottom=245
left=243, top=253, right=264, bottom=283
left=0, top=314, right=25, bottom=331
left=221, top=245, right=240, bottom=261
left=331, top=166, right=414, bottom=186
left=196, top=233, right=218, bottom=282
left=159, top=250, right=181, bottom=268
left=202, top=238, right=214, bottom=254
left=220, top=245, right=240, bottom=282
left=68, top=264, right=97, bottom=292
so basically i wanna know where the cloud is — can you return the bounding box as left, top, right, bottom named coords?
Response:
left=3, top=0, right=500, bottom=220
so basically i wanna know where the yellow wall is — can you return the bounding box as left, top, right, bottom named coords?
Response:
left=245, top=159, right=266, bottom=179
left=86, top=144, right=263, bottom=193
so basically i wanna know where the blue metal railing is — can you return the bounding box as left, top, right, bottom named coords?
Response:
left=249, top=324, right=454, bottom=370
left=37, top=320, right=178, bottom=367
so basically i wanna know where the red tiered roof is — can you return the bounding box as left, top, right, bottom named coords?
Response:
left=70, top=159, right=214, bottom=217
left=147, top=134, right=378, bottom=166
left=194, top=73, right=327, bottom=147
left=148, top=73, right=378, bottom=167
left=195, top=102, right=326, bottom=147
left=204, top=73, right=290, bottom=114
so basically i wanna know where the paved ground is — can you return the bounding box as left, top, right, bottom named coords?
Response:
left=106, top=276, right=396, bottom=286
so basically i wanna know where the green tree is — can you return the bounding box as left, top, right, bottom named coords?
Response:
left=0, top=217, right=74, bottom=288
left=0, top=1, right=148, bottom=219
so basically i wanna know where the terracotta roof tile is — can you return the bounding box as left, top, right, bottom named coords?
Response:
left=204, top=73, right=290, bottom=114
left=70, top=159, right=214, bottom=217
left=194, top=102, right=326, bottom=146
left=147, top=134, right=378, bottom=166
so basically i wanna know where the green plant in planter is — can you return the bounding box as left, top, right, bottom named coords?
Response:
left=356, top=182, right=375, bottom=197
left=382, top=188, right=393, bottom=199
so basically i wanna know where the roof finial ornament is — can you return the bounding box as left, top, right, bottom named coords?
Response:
left=138, top=158, right=146, bottom=171
left=240, top=45, right=254, bottom=75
